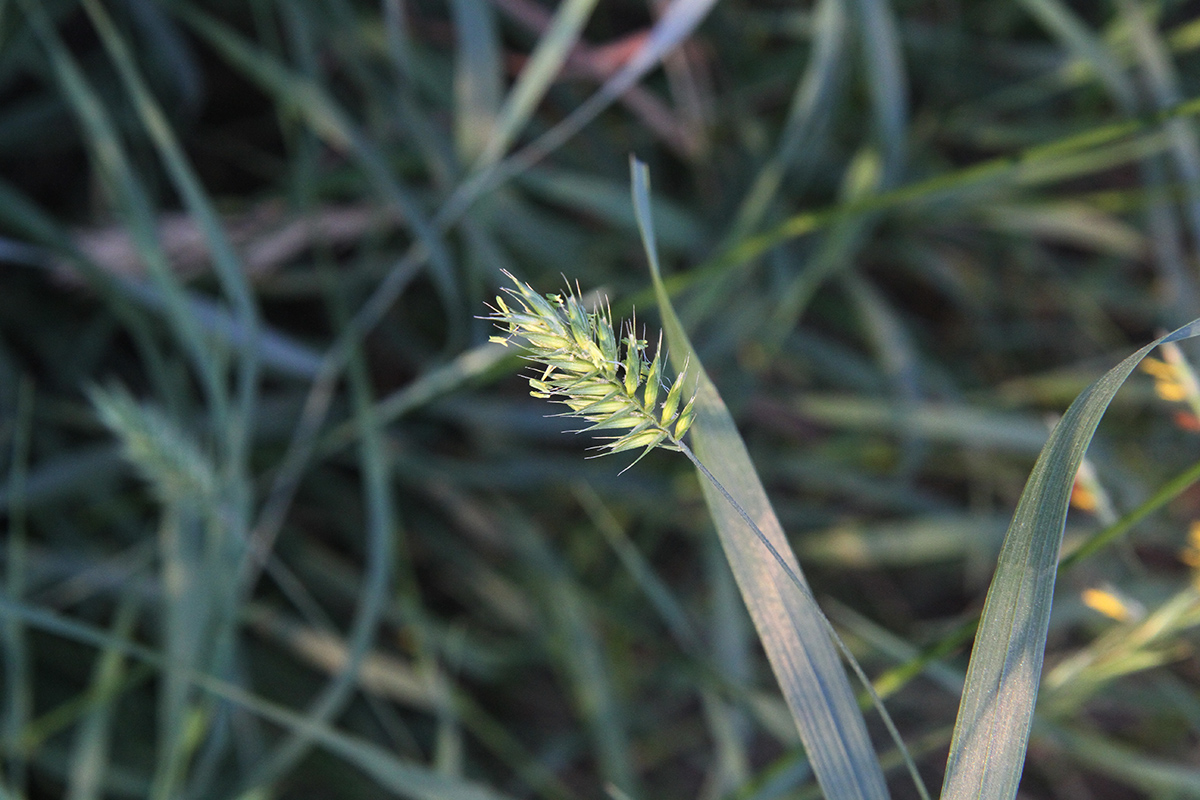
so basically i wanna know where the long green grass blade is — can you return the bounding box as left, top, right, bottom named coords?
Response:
left=632, top=160, right=891, bottom=800
left=941, top=317, right=1200, bottom=800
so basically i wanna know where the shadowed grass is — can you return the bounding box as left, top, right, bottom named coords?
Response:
left=3, top=1, right=1200, bottom=798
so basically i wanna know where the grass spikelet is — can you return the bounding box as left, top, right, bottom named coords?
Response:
left=486, top=271, right=695, bottom=466
left=87, top=384, right=217, bottom=506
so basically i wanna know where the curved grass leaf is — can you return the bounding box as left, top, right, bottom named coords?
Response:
left=632, top=160, right=891, bottom=800
left=940, top=318, right=1200, bottom=800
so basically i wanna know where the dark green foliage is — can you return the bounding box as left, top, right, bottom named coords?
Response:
left=3, top=1, right=1200, bottom=798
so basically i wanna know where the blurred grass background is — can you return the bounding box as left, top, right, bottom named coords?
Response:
left=4, top=0, right=1200, bottom=797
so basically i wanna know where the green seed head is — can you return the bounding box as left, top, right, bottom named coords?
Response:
left=485, top=271, right=694, bottom=465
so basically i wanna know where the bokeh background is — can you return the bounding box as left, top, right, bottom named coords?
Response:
left=4, top=0, right=1200, bottom=797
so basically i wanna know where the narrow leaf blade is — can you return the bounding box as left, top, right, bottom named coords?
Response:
left=632, top=159, right=890, bottom=800
left=941, top=319, right=1200, bottom=800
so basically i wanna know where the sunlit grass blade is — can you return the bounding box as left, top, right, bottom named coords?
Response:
left=940, top=318, right=1200, bottom=800
left=632, top=159, right=895, bottom=800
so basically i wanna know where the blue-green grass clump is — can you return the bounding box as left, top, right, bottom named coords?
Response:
left=487, top=271, right=695, bottom=465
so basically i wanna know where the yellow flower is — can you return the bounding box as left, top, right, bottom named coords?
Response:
left=1069, top=482, right=1098, bottom=512
left=1081, top=587, right=1140, bottom=622
left=1141, top=343, right=1200, bottom=425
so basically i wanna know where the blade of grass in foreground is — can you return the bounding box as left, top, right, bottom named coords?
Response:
left=940, top=318, right=1200, bottom=800
left=632, top=160, right=893, bottom=800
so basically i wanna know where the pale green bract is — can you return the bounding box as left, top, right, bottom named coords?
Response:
left=486, top=270, right=696, bottom=466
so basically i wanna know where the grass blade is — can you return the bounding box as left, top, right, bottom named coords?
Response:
left=2, top=379, right=33, bottom=797
left=0, top=598, right=518, bottom=800
left=65, top=595, right=140, bottom=800
left=940, top=318, right=1200, bottom=800
left=478, top=0, right=600, bottom=168
left=452, top=0, right=503, bottom=164
left=730, top=0, right=849, bottom=239
left=852, top=0, right=908, bottom=184
left=633, top=159, right=892, bottom=800
left=81, top=0, right=261, bottom=472
left=19, top=0, right=229, bottom=428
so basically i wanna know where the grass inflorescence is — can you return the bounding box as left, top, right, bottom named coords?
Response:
left=487, top=270, right=695, bottom=467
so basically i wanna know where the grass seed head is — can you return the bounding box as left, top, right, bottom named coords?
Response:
left=486, top=271, right=696, bottom=464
